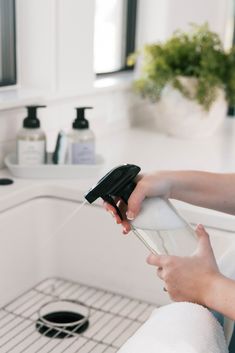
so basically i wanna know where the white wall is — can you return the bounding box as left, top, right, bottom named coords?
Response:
left=137, top=0, right=233, bottom=47
left=56, top=0, right=95, bottom=93
left=137, top=0, right=168, bottom=45
left=17, top=0, right=57, bottom=91
left=165, top=0, right=232, bottom=43
left=0, top=0, right=233, bottom=169
left=17, top=0, right=95, bottom=94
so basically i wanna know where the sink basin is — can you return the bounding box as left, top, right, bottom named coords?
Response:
left=0, top=187, right=235, bottom=351
left=0, top=190, right=235, bottom=308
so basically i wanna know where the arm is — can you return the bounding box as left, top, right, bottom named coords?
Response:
left=169, top=171, right=235, bottom=215
left=205, top=274, right=235, bottom=320
left=104, top=170, right=235, bottom=233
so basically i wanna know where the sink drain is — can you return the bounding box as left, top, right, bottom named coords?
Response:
left=36, top=299, right=90, bottom=339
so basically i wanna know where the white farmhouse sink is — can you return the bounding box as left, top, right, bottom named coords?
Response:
left=0, top=189, right=235, bottom=308
left=0, top=187, right=235, bottom=352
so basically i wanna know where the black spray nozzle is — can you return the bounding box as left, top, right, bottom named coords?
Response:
left=84, top=164, right=141, bottom=220
left=24, top=105, right=46, bottom=128
left=73, top=107, right=93, bottom=129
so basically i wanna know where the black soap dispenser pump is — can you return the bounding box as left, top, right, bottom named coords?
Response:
left=73, top=107, right=92, bottom=129
left=17, top=105, right=47, bottom=165
left=68, top=107, right=95, bottom=165
left=23, top=105, right=46, bottom=128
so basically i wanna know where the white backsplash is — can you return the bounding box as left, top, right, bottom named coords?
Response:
left=0, top=87, right=133, bottom=168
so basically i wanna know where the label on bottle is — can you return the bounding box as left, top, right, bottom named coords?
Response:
left=18, top=140, right=46, bottom=165
left=71, top=142, right=95, bottom=164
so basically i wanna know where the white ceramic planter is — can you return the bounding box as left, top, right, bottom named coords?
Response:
left=131, top=78, right=228, bottom=139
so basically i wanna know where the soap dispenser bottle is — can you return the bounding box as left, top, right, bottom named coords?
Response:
left=17, top=105, right=47, bottom=165
left=85, top=164, right=198, bottom=257
left=68, top=107, right=95, bottom=164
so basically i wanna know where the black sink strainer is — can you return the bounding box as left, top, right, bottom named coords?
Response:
left=36, top=299, right=90, bottom=339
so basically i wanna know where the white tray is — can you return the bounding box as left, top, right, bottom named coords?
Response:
left=4, top=153, right=105, bottom=179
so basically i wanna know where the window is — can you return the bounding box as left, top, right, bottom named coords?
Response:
left=94, top=0, right=137, bottom=74
left=0, top=0, right=17, bottom=87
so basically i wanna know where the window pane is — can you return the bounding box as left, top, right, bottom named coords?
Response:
left=94, top=0, right=126, bottom=73
left=0, top=0, right=16, bottom=86
left=223, top=0, right=235, bottom=51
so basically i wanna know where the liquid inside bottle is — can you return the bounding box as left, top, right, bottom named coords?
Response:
left=131, top=198, right=197, bottom=256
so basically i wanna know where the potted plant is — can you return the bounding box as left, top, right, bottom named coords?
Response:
left=129, top=24, right=235, bottom=138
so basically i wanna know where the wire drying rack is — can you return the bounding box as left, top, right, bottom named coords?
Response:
left=0, top=277, right=156, bottom=353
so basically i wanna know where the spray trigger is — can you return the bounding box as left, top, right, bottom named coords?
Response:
left=84, top=164, right=141, bottom=221
left=103, top=195, right=123, bottom=220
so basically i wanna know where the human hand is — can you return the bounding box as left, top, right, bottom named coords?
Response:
left=147, top=224, right=222, bottom=306
left=104, top=171, right=173, bottom=234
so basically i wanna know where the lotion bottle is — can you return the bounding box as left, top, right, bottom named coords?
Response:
left=68, top=107, right=95, bottom=164
left=17, top=105, right=46, bottom=165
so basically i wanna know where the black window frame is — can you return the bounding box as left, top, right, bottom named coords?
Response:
left=228, top=8, right=235, bottom=116
left=0, top=0, right=17, bottom=87
left=96, top=0, right=138, bottom=76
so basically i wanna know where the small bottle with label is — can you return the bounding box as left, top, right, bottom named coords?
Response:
left=17, top=105, right=47, bottom=165
left=68, top=107, right=95, bottom=165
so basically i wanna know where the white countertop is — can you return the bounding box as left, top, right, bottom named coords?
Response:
left=96, top=119, right=235, bottom=173
left=1, top=118, right=235, bottom=229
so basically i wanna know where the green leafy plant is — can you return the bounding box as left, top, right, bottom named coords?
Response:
left=128, top=24, right=235, bottom=110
